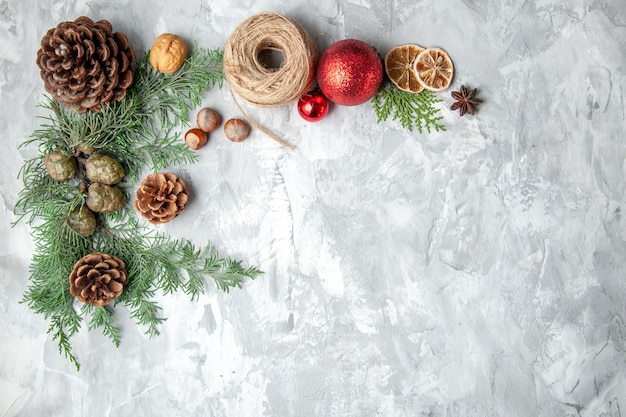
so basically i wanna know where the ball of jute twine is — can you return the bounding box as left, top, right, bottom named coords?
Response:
left=223, top=12, right=317, bottom=148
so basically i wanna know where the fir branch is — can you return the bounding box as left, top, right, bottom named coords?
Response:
left=372, top=83, right=446, bottom=133
left=21, top=99, right=72, bottom=153
left=14, top=155, right=84, bottom=225
left=200, top=252, right=264, bottom=293
left=26, top=217, right=85, bottom=371
left=84, top=304, right=122, bottom=347
left=17, top=47, right=224, bottom=189
left=134, top=47, right=224, bottom=129
left=97, top=219, right=262, bottom=300
left=127, top=297, right=165, bottom=338
left=23, top=218, right=90, bottom=317
left=47, top=315, right=81, bottom=371
left=134, top=128, right=197, bottom=173
left=16, top=47, right=261, bottom=370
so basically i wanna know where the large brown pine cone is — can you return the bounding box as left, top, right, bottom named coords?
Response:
left=134, top=173, right=189, bottom=224
left=69, top=252, right=128, bottom=307
left=36, top=16, right=136, bottom=113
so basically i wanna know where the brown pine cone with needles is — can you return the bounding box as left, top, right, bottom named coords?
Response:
left=134, top=173, right=189, bottom=224
left=36, top=16, right=136, bottom=113
left=69, top=252, right=128, bottom=307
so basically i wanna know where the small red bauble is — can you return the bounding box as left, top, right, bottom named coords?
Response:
left=316, top=39, right=383, bottom=106
left=297, top=88, right=329, bottom=122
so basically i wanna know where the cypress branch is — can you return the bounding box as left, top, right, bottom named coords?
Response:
left=372, top=83, right=446, bottom=133
left=15, top=48, right=262, bottom=370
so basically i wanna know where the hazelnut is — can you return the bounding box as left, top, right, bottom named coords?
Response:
left=184, top=128, right=207, bottom=150
left=224, top=119, right=250, bottom=142
left=196, top=108, right=221, bottom=132
left=149, top=33, right=188, bottom=74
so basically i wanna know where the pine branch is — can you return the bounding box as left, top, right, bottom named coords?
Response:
left=372, top=83, right=446, bottom=133
left=20, top=100, right=71, bottom=153
left=17, top=47, right=224, bottom=192
left=127, top=297, right=165, bottom=338
left=134, top=47, right=224, bottom=129
left=93, top=213, right=261, bottom=333
left=15, top=47, right=262, bottom=370
left=199, top=252, right=264, bottom=293
left=135, top=128, right=197, bottom=173
left=47, top=315, right=81, bottom=371
left=97, top=218, right=262, bottom=300
left=28, top=225, right=84, bottom=371
left=94, top=218, right=166, bottom=337
left=84, top=304, right=122, bottom=347
left=22, top=218, right=90, bottom=316
left=14, top=157, right=83, bottom=225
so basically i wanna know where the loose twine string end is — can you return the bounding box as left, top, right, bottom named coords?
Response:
left=229, top=89, right=296, bottom=149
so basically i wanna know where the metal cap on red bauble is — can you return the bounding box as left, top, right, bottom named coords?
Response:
left=316, top=39, right=383, bottom=106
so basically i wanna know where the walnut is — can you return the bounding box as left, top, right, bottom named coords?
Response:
left=149, top=33, right=188, bottom=74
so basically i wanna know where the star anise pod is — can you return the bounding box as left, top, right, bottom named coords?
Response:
left=450, top=85, right=482, bottom=116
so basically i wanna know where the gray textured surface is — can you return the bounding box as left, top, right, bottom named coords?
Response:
left=1, top=0, right=626, bottom=416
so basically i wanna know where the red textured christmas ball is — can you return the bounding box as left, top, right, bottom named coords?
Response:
left=316, top=39, right=383, bottom=106
left=297, top=88, right=329, bottom=122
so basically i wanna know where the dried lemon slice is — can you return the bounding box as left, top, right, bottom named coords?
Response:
left=414, top=47, right=454, bottom=92
left=384, top=44, right=425, bottom=93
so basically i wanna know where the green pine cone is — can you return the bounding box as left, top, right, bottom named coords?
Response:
left=85, top=154, right=125, bottom=185
left=68, top=206, right=97, bottom=237
left=86, top=183, right=126, bottom=213
left=74, top=144, right=97, bottom=157
left=44, top=151, right=77, bottom=182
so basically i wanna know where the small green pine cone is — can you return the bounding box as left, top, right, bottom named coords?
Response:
left=85, top=154, right=125, bottom=185
left=68, top=206, right=97, bottom=237
left=44, top=151, right=77, bottom=182
left=74, top=144, right=97, bottom=157
left=86, top=183, right=126, bottom=213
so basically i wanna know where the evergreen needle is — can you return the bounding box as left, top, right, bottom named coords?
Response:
left=372, top=83, right=446, bottom=133
left=15, top=47, right=262, bottom=370
left=85, top=304, right=122, bottom=347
